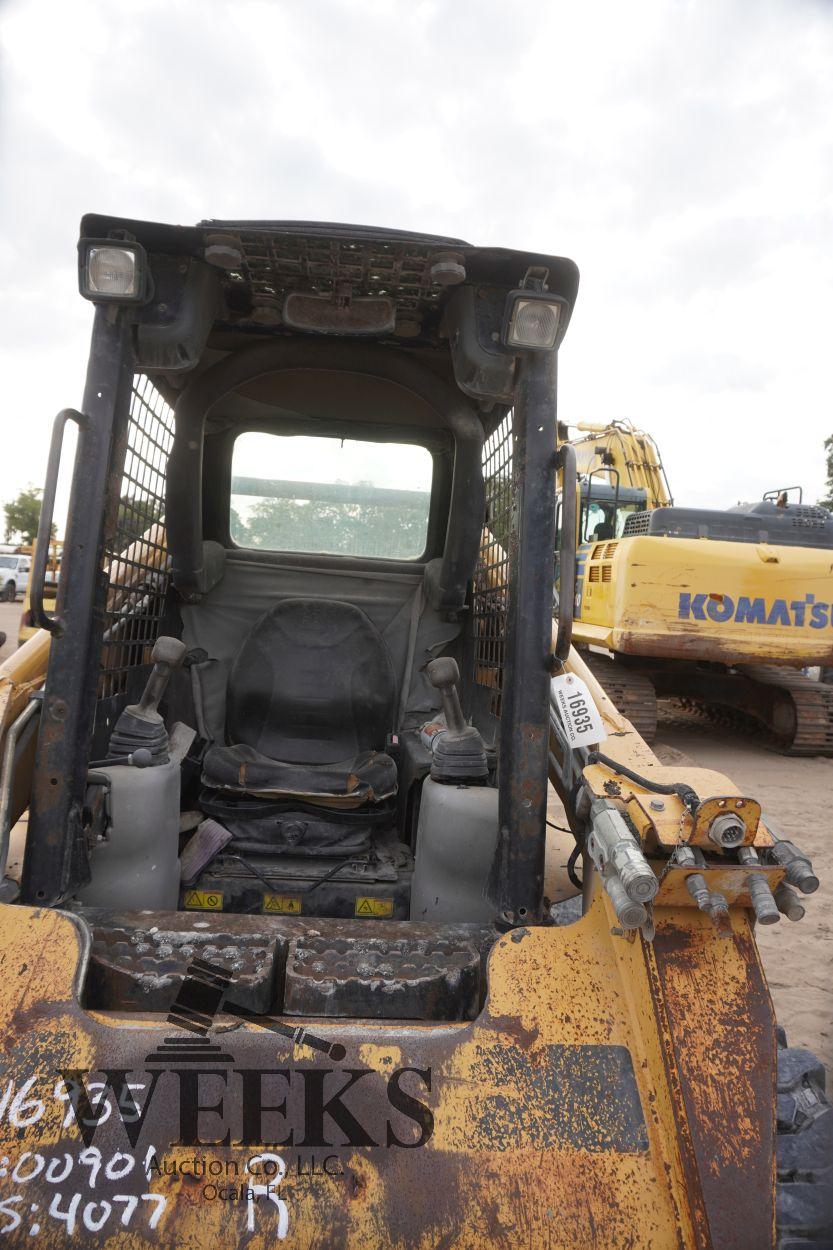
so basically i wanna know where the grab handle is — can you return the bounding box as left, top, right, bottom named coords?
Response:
left=553, top=442, right=577, bottom=662
left=31, top=408, right=87, bottom=634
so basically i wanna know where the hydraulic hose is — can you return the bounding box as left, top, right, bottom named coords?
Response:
left=586, top=750, right=700, bottom=815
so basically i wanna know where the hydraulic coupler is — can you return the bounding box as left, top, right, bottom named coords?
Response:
left=764, top=837, right=820, bottom=895
left=736, top=846, right=780, bottom=925
left=586, top=798, right=658, bottom=930
left=675, top=845, right=730, bottom=932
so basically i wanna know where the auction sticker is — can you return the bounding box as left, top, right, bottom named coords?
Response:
left=551, top=673, right=605, bottom=749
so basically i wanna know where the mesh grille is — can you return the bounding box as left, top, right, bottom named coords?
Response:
left=98, top=375, right=174, bottom=701
left=226, top=231, right=447, bottom=319
left=622, top=511, right=651, bottom=536
left=791, top=507, right=827, bottom=528
left=473, top=414, right=513, bottom=714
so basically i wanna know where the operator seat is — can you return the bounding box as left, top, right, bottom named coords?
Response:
left=201, top=598, right=398, bottom=808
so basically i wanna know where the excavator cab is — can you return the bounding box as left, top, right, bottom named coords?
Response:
left=0, top=217, right=827, bottom=1248
left=578, top=480, right=647, bottom=541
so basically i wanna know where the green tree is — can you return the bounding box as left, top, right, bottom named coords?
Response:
left=820, top=436, right=833, bottom=510
left=3, top=485, right=46, bottom=544
left=232, top=491, right=429, bottom=559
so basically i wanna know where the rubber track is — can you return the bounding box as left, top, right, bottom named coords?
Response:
left=582, top=653, right=658, bottom=741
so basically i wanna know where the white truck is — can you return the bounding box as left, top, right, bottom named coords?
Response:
left=0, top=552, right=31, bottom=601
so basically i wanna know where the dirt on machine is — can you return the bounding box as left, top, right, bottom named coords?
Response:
left=556, top=419, right=833, bottom=754
left=0, top=218, right=828, bottom=1247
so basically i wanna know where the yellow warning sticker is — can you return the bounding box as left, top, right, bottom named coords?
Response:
left=263, top=894, right=302, bottom=915
left=355, top=897, right=394, bottom=918
left=183, top=890, right=223, bottom=911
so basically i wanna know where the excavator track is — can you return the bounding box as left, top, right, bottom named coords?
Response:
left=740, top=665, right=833, bottom=756
left=580, top=651, right=658, bottom=741
left=674, top=667, right=833, bottom=757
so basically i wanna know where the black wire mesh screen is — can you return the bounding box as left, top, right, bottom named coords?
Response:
left=98, top=374, right=174, bottom=701
left=473, top=413, right=513, bottom=715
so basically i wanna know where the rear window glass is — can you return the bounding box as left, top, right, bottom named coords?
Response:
left=230, top=432, right=433, bottom=559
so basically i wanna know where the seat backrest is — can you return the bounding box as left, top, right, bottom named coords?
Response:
left=226, top=598, right=397, bottom=765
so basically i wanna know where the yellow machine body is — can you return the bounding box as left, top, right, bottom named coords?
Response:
left=558, top=420, right=833, bottom=750
left=0, top=655, right=781, bottom=1249
left=575, top=533, right=833, bottom=666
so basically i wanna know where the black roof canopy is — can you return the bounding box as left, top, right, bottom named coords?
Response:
left=79, top=213, right=580, bottom=340
left=79, top=215, right=579, bottom=408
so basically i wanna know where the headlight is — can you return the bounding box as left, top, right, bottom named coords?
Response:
left=78, top=240, right=149, bottom=303
left=502, top=290, right=569, bottom=351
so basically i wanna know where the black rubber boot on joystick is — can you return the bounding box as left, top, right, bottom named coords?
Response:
left=426, top=657, right=488, bottom=783
left=108, top=636, right=187, bottom=764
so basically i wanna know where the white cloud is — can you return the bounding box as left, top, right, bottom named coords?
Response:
left=1, top=0, right=831, bottom=529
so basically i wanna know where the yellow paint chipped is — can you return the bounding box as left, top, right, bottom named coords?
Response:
left=358, top=1044, right=403, bottom=1070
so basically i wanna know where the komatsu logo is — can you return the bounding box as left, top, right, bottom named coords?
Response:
left=678, top=592, right=832, bottom=628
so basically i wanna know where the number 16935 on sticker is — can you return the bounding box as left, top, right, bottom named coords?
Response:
left=550, top=673, right=605, bottom=749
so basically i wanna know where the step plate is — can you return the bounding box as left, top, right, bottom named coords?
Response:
left=87, top=923, right=279, bottom=1013
left=284, top=933, right=481, bottom=1019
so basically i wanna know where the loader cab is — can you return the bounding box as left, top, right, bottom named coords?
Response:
left=14, top=214, right=579, bottom=1021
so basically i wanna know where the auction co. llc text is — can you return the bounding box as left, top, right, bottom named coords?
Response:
left=150, top=1152, right=345, bottom=1186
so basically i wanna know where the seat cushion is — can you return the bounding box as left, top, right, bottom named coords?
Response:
left=227, top=597, right=397, bottom=766
left=202, top=742, right=398, bottom=808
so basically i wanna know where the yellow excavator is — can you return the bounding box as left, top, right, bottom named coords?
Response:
left=556, top=419, right=833, bottom=753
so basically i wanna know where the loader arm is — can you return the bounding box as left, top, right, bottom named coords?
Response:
left=545, top=630, right=791, bottom=1249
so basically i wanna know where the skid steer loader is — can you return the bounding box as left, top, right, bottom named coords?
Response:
left=556, top=420, right=833, bottom=752
left=0, top=216, right=829, bottom=1248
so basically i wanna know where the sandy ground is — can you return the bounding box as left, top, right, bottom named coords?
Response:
left=2, top=600, right=829, bottom=1069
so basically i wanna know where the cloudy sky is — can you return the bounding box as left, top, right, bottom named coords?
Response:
left=0, top=0, right=831, bottom=534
